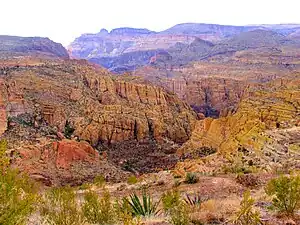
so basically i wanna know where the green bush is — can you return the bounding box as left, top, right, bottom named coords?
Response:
left=127, top=175, right=138, bottom=185
left=40, top=186, right=85, bottom=225
left=123, top=190, right=160, bottom=217
left=93, top=175, right=106, bottom=187
left=265, top=175, right=300, bottom=215
left=82, top=190, right=116, bottom=224
left=232, top=190, right=262, bottom=225
left=78, top=182, right=90, bottom=190
left=162, top=189, right=181, bottom=213
left=168, top=202, right=190, bottom=225
left=115, top=199, right=141, bottom=225
left=185, top=172, right=199, bottom=184
left=0, top=139, right=38, bottom=225
left=64, top=120, right=75, bottom=139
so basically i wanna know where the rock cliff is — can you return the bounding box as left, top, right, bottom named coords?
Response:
left=0, top=57, right=197, bottom=185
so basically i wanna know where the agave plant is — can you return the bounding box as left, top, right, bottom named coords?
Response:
left=123, top=190, right=160, bottom=217
left=184, top=193, right=206, bottom=207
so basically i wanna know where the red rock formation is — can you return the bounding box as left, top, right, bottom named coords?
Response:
left=14, top=139, right=124, bottom=186
left=54, top=139, right=99, bottom=169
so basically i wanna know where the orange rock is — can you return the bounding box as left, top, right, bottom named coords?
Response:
left=54, top=139, right=99, bottom=169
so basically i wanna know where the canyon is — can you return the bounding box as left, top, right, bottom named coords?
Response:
left=0, top=23, right=300, bottom=187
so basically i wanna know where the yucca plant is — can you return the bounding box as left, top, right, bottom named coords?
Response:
left=185, top=172, right=199, bottom=184
left=123, top=190, right=160, bottom=217
left=184, top=193, right=206, bottom=207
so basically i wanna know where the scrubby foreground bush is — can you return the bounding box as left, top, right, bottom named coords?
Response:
left=265, top=175, right=300, bottom=215
left=82, top=190, right=116, bottom=224
left=0, top=140, right=38, bottom=225
left=40, top=186, right=85, bottom=225
left=232, top=190, right=262, bottom=225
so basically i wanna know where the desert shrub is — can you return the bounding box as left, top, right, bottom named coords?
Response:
left=82, top=190, right=116, bottom=224
left=123, top=190, right=160, bottom=217
left=184, top=193, right=206, bottom=208
left=265, top=175, right=300, bottom=215
left=78, top=182, right=90, bottom=190
left=182, top=147, right=217, bottom=159
left=162, top=189, right=181, bottom=213
left=185, top=172, right=199, bottom=184
left=64, top=120, right=75, bottom=139
left=236, top=173, right=260, bottom=187
left=223, top=153, right=256, bottom=174
left=190, top=198, right=239, bottom=225
left=169, top=202, right=190, bottom=225
left=40, top=186, right=85, bottom=225
left=115, top=199, right=142, bottom=225
left=93, top=175, right=106, bottom=187
left=232, top=190, right=262, bottom=225
left=0, top=139, right=38, bottom=225
left=173, top=179, right=181, bottom=187
left=127, top=175, right=138, bottom=185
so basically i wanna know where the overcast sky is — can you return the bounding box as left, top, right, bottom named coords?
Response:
left=1, top=0, right=299, bottom=46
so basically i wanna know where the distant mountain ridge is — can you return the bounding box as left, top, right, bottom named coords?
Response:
left=68, top=23, right=300, bottom=72
left=0, top=35, right=69, bottom=59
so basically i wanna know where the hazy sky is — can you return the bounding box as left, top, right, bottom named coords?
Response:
left=1, top=0, right=299, bottom=45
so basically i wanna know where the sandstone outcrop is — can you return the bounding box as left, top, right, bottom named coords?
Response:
left=178, top=75, right=300, bottom=156
left=13, top=138, right=124, bottom=186
left=0, top=59, right=196, bottom=145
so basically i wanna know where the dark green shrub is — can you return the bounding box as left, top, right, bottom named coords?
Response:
left=64, top=120, right=75, bottom=139
left=123, top=190, right=160, bottom=217
left=82, top=190, right=116, bottom=224
left=185, top=172, right=199, bottom=184
left=265, top=175, right=300, bottom=215
left=232, top=190, right=262, bottom=225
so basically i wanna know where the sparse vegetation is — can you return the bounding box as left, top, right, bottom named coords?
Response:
left=40, top=186, right=85, bottom=225
left=82, top=190, right=116, bottom=224
left=184, top=193, right=205, bottom=207
left=236, top=173, right=260, bottom=187
left=185, top=172, right=199, bottom=184
left=0, top=139, right=38, bottom=225
left=64, top=120, right=75, bottom=139
left=232, top=190, right=262, bottom=225
left=162, top=189, right=181, bottom=213
left=265, top=175, right=300, bottom=215
left=169, top=202, right=190, bottom=225
left=93, top=175, right=106, bottom=187
left=127, top=175, right=138, bottom=185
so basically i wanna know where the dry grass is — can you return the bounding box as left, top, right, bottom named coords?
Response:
left=190, top=196, right=240, bottom=224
